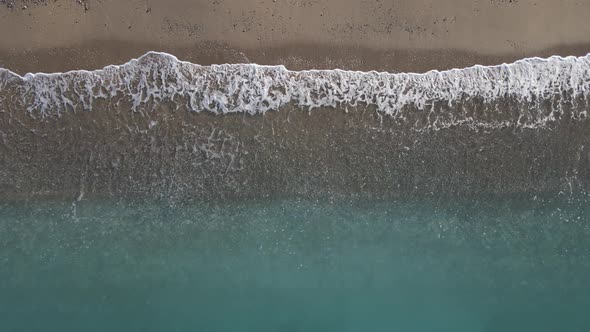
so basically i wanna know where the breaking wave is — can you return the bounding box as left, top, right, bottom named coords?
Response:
left=1, top=51, right=590, bottom=129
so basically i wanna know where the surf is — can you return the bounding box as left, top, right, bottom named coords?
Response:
left=1, top=52, right=589, bottom=129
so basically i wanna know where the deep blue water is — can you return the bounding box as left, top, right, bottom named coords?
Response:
left=1, top=195, right=589, bottom=331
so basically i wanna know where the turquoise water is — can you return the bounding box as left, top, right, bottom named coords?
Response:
left=1, top=195, right=590, bottom=331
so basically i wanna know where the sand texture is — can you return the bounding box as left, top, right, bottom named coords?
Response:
left=0, top=0, right=589, bottom=73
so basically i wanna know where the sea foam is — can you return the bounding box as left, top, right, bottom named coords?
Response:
left=1, top=52, right=589, bottom=129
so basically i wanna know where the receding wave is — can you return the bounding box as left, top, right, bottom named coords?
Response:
left=1, top=52, right=590, bottom=129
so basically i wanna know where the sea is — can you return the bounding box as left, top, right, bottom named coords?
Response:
left=1, top=52, right=590, bottom=331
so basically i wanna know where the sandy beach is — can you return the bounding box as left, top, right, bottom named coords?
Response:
left=1, top=0, right=589, bottom=73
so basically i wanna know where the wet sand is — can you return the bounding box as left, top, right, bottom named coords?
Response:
left=2, top=39, right=590, bottom=76
left=1, top=0, right=590, bottom=73
left=2, top=97, right=589, bottom=202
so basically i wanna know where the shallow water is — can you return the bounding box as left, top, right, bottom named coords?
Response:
left=1, top=195, right=589, bottom=331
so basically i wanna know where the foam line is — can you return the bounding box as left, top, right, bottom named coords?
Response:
left=1, top=52, right=589, bottom=128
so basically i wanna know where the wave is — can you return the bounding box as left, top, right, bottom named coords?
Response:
left=1, top=51, right=590, bottom=129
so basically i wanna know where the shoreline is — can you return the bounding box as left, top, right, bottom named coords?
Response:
left=2, top=40, right=590, bottom=75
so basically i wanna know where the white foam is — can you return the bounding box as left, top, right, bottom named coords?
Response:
left=1, top=51, right=590, bottom=128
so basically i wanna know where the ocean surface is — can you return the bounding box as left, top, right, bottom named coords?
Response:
left=1, top=53, right=590, bottom=331
left=2, top=196, right=590, bottom=331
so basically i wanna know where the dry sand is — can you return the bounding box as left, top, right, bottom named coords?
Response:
left=0, top=0, right=589, bottom=73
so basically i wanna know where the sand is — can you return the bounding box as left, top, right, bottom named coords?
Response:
left=0, top=0, right=589, bottom=73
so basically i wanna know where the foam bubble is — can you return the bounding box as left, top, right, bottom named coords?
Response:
left=1, top=52, right=590, bottom=129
